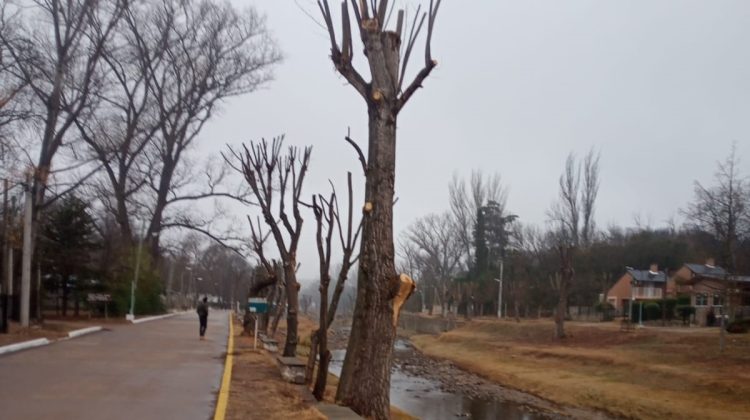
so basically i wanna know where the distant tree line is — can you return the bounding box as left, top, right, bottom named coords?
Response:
left=400, top=145, right=750, bottom=338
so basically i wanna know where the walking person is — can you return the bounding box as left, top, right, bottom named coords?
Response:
left=197, top=297, right=209, bottom=340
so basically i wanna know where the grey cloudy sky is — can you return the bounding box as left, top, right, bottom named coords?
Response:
left=199, top=1, right=750, bottom=279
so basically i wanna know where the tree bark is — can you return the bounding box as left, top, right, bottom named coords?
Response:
left=335, top=106, right=399, bottom=419
left=62, top=275, right=69, bottom=317
left=555, top=280, right=566, bottom=339
left=305, top=331, right=319, bottom=385
left=282, top=263, right=299, bottom=357
left=270, top=286, right=285, bottom=336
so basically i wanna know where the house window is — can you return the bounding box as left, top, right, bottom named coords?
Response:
left=713, top=294, right=723, bottom=307
left=695, top=294, right=708, bottom=306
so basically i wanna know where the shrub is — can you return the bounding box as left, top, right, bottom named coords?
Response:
left=726, top=319, right=750, bottom=334
left=594, top=301, right=615, bottom=312
left=643, top=302, right=661, bottom=320
left=595, top=301, right=615, bottom=321
left=629, top=301, right=663, bottom=322
left=108, top=248, right=165, bottom=316
left=658, top=298, right=678, bottom=320
left=676, top=305, right=695, bottom=324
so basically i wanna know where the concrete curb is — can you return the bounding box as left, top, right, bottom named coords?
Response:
left=131, top=311, right=187, bottom=324
left=68, top=326, right=103, bottom=338
left=0, top=324, right=107, bottom=357
left=0, top=338, right=51, bottom=356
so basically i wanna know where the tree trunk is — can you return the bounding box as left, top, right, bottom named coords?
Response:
left=555, top=278, right=567, bottom=339
left=427, top=287, right=434, bottom=316
left=335, top=104, right=399, bottom=419
left=314, top=346, right=331, bottom=400
left=62, top=275, right=69, bottom=317
left=282, top=263, right=299, bottom=357
left=306, top=331, right=319, bottom=384
left=313, top=263, right=331, bottom=398
left=261, top=286, right=276, bottom=335
left=270, top=287, right=285, bottom=336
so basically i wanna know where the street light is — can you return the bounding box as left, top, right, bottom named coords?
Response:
left=127, top=220, right=148, bottom=321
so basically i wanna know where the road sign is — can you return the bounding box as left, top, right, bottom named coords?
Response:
left=247, top=297, right=268, bottom=314
left=87, top=293, right=112, bottom=302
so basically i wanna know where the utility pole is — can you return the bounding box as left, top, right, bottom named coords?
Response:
left=20, top=177, right=32, bottom=328
left=495, top=258, right=504, bottom=318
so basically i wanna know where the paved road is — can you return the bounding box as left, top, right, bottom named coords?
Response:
left=0, top=312, right=229, bottom=420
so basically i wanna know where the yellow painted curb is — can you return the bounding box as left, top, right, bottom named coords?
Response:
left=213, top=312, right=234, bottom=420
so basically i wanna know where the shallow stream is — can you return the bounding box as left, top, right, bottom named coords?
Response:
left=328, top=339, right=549, bottom=420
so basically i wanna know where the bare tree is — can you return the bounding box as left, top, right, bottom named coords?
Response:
left=306, top=172, right=362, bottom=400
left=0, top=0, right=125, bottom=325
left=226, top=137, right=311, bottom=357
left=449, top=171, right=509, bottom=271
left=684, top=143, right=749, bottom=272
left=0, top=5, right=32, bottom=166
left=114, top=0, right=282, bottom=260
left=683, top=144, right=749, bottom=353
left=401, top=212, right=462, bottom=316
left=0, top=0, right=124, bottom=217
left=548, top=150, right=600, bottom=338
left=316, top=1, right=444, bottom=415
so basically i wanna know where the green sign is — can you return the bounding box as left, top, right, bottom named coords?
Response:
left=248, top=297, right=268, bottom=314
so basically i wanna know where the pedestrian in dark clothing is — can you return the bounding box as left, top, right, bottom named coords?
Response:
left=197, top=297, right=209, bottom=340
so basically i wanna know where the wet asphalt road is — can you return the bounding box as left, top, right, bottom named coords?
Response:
left=0, top=312, right=228, bottom=420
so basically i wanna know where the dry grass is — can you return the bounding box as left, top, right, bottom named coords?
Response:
left=227, top=315, right=416, bottom=419
left=225, top=317, right=326, bottom=420
left=411, top=318, right=750, bottom=420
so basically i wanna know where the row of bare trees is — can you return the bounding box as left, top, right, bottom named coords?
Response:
left=222, top=0, right=446, bottom=417
left=0, top=0, right=280, bottom=323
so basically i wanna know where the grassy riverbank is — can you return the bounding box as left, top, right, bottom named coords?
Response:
left=410, top=318, right=750, bottom=419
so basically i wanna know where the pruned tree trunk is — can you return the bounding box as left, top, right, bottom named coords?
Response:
left=317, top=1, right=443, bottom=416
left=282, top=264, right=299, bottom=357
left=306, top=331, right=319, bottom=384
left=335, top=108, right=399, bottom=417
left=271, top=287, right=285, bottom=336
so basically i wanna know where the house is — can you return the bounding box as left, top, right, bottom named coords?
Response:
left=671, top=258, right=750, bottom=326
left=607, top=264, right=668, bottom=317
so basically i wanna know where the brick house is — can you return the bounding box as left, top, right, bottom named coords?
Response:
left=606, top=264, right=668, bottom=317
left=672, top=259, right=750, bottom=326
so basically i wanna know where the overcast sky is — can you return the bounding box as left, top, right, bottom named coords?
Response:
left=198, top=1, right=750, bottom=279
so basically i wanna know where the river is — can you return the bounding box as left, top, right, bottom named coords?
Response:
left=328, top=339, right=559, bottom=420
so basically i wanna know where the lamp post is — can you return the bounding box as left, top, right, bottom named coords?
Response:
left=183, top=266, right=192, bottom=308
left=127, top=220, right=147, bottom=321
